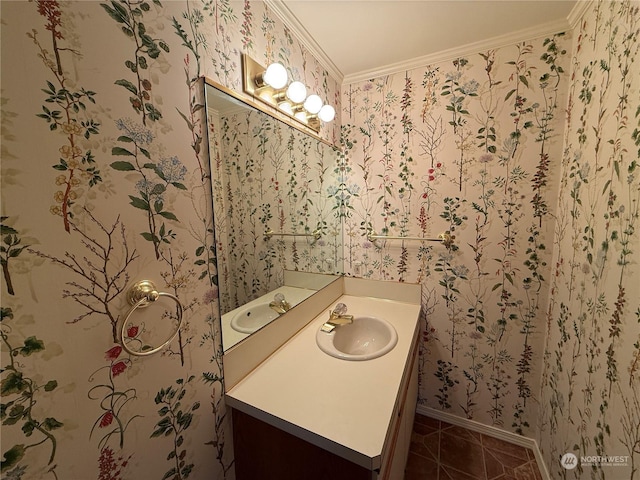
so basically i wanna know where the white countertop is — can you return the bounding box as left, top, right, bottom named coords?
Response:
left=225, top=293, right=421, bottom=470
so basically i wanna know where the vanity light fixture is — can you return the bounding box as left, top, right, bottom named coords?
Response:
left=241, top=53, right=334, bottom=133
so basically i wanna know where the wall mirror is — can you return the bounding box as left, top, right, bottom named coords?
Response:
left=203, top=79, right=343, bottom=351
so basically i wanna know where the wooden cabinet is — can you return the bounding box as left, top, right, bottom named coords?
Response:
left=232, top=408, right=372, bottom=480
left=231, top=333, right=420, bottom=480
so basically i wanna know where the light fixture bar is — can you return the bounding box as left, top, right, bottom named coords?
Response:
left=241, top=53, right=327, bottom=133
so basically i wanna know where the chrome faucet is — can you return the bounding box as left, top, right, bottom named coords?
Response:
left=269, top=293, right=291, bottom=314
left=321, top=303, right=353, bottom=333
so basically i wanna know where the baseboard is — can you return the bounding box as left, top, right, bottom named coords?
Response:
left=416, top=405, right=551, bottom=480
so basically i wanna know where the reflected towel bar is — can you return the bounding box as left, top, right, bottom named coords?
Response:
left=367, top=230, right=451, bottom=244
left=264, top=229, right=322, bottom=241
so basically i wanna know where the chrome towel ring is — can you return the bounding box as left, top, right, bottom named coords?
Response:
left=120, top=280, right=184, bottom=356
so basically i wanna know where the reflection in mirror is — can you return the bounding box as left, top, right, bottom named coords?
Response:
left=204, top=79, right=343, bottom=351
left=221, top=271, right=339, bottom=349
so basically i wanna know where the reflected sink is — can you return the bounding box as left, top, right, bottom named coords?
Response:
left=230, top=303, right=280, bottom=334
left=316, top=316, right=398, bottom=361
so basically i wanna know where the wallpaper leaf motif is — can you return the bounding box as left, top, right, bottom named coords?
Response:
left=201, top=312, right=232, bottom=477
left=101, top=0, right=169, bottom=124
left=111, top=119, right=185, bottom=260
left=172, top=5, right=209, bottom=181
left=240, top=0, right=254, bottom=53
left=29, top=0, right=102, bottom=233
left=205, top=0, right=238, bottom=86
left=1, top=308, right=62, bottom=475
left=0, top=218, right=28, bottom=297
left=151, top=376, right=200, bottom=480
left=441, top=57, right=477, bottom=191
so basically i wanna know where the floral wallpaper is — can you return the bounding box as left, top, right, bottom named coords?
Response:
left=341, top=31, right=571, bottom=436
left=538, top=2, right=640, bottom=479
left=0, top=1, right=339, bottom=479
left=208, top=105, right=342, bottom=315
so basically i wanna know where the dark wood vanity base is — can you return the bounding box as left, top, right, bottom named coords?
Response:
left=232, top=408, right=372, bottom=480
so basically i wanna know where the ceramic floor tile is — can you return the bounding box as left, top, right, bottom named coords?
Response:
left=446, top=425, right=483, bottom=444
left=415, top=413, right=441, bottom=430
left=423, top=431, right=440, bottom=461
left=484, top=448, right=506, bottom=479
left=405, top=451, right=439, bottom=479
left=513, top=462, right=540, bottom=480
left=440, top=421, right=455, bottom=431
left=440, top=432, right=486, bottom=478
left=410, top=431, right=439, bottom=462
left=439, top=465, right=484, bottom=480
left=405, top=414, right=543, bottom=480
left=415, top=420, right=440, bottom=436
left=481, top=435, right=529, bottom=461
left=502, top=466, right=518, bottom=480
left=483, top=447, right=530, bottom=470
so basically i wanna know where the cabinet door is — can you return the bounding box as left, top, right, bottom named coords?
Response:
left=232, top=408, right=373, bottom=480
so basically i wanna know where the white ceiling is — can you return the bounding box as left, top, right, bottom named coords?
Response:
left=273, top=0, right=579, bottom=83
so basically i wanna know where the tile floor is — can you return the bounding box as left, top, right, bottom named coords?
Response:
left=405, top=413, right=543, bottom=480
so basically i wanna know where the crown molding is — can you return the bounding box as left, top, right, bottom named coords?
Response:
left=567, top=0, right=592, bottom=29
left=264, top=0, right=344, bottom=84
left=343, top=17, right=572, bottom=84
left=264, top=0, right=584, bottom=87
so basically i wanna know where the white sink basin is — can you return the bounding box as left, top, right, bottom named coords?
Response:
left=316, top=316, right=398, bottom=361
left=230, top=303, right=280, bottom=334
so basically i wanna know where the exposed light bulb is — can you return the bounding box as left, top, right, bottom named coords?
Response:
left=278, top=102, right=293, bottom=115
left=318, top=104, right=335, bottom=122
left=303, top=94, right=323, bottom=115
left=263, top=62, right=288, bottom=89
left=295, top=111, right=308, bottom=123
left=286, top=81, right=307, bottom=104
left=259, top=90, right=275, bottom=103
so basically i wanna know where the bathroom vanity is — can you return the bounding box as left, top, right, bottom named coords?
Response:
left=224, top=278, right=421, bottom=479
